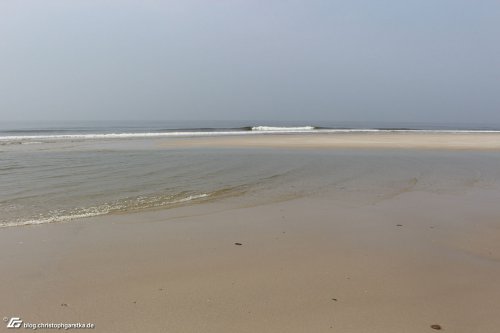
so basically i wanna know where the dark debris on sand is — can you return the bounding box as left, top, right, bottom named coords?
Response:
left=430, top=324, right=442, bottom=330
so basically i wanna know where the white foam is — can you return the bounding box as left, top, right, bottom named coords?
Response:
left=0, top=210, right=106, bottom=228
left=0, top=193, right=211, bottom=228
left=252, top=126, right=316, bottom=131
left=172, top=193, right=209, bottom=203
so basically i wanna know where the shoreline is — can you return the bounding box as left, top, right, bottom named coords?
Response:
left=1, top=188, right=500, bottom=332
left=2, top=132, right=500, bottom=150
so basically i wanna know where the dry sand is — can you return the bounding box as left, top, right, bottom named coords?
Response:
left=1, top=135, right=500, bottom=332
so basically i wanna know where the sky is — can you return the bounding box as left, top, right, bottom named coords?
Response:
left=1, top=0, right=499, bottom=125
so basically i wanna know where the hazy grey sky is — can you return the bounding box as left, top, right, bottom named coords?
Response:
left=1, top=0, right=499, bottom=124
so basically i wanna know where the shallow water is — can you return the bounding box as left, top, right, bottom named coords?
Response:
left=1, top=135, right=500, bottom=227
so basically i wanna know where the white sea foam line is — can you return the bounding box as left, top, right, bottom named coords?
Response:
left=0, top=193, right=211, bottom=228
left=171, top=193, right=209, bottom=203
left=252, top=126, right=316, bottom=131
left=0, top=210, right=106, bottom=228
left=1, top=129, right=499, bottom=142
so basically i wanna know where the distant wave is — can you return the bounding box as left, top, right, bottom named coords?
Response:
left=251, top=126, right=316, bottom=131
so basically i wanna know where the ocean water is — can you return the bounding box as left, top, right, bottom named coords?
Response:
left=1, top=121, right=500, bottom=228
left=1, top=120, right=500, bottom=144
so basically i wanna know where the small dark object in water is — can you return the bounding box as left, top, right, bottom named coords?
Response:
left=234, top=243, right=243, bottom=246
left=61, top=303, right=68, bottom=307
left=430, top=324, right=442, bottom=330
left=396, top=224, right=403, bottom=227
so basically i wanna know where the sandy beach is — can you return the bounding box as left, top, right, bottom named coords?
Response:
left=1, top=134, right=500, bottom=332
left=3, top=0, right=500, bottom=330
left=160, top=132, right=500, bottom=150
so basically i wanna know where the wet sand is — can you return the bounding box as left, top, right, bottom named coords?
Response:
left=1, top=188, right=500, bottom=332
left=160, top=132, right=500, bottom=150
left=1, top=138, right=500, bottom=332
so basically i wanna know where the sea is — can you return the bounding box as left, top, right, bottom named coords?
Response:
left=1, top=120, right=500, bottom=228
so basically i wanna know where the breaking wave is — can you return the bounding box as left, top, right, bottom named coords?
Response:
left=251, top=126, right=316, bottom=131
